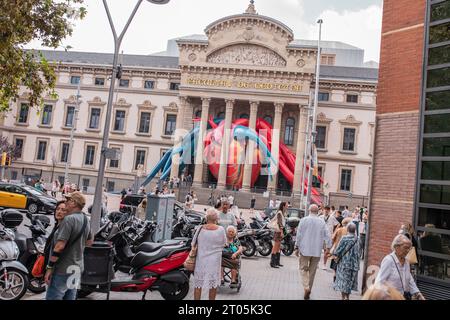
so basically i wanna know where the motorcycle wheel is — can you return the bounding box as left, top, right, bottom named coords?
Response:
left=160, top=281, right=189, bottom=300
left=258, top=241, right=272, bottom=257
left=28, top=277, right=46, bottom=294
left=0, top=268, right=29, bottom=301
left=242, top=238, right=256, bottom=257
left=282, top=241, right=294, bottom=256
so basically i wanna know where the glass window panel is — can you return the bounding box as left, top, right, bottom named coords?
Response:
left=429, top=22, right=450, bottom=44
left=18, top=103, right=29, bottom=123
left=423, top=137, right=450, bottom=156
left=427, top=67, right=450, bottom=88
left=65, top=106, right=75, bottom=127
left=239, top=113, right=249, bottom=119
left=85, top=146, right=95, bottom=165
left=41, top=105, right=52, bottom=125
left=318, top=92, right=329, bottom=101
left=426, top=90, right=450, bottom=111
left=263, top=115, right=272, bottom=125
left=429, top=44, right=450, bottom=66
left=119, top=79, right=129, bottom=87
left=144, top=80, right=154, bottom=89
left=89, top=108, right=101, bottom=129
left=139, top=112, right=151, bottom=133
left=170, top=83, right=179, bottom=90
left=312, top=167, right=323, bottom=188
left=60, top=143, right=69, bottom=163
left=15, top=139, right=23, bottom=158
left=37, top=141, right=47, bottom=160
left=316, top=126, right=326, bottom=149
left=165, top=115, right=177, bottom=135
left=94, top=78, right=105, bottom=86
left=422, top=161, right=450, bottom=180
left=340, top=169, right=352, bottom=191
left=417, top=255, right=450, bottom=281
left=343, top=128, right=356, bottom=151
left=424, top=113, right=450, bottom=133
left=135, top=150, right=146, bottom=170
left=418, top=207, right=450, bottom=230
left=114, top=110, right=126, bottom=131
left=109, top=148, right=120, bottom=168
left=70, top=76, right=80, bottom=85
left=431, top=1, right=450, bottom=22
left=420, top=184, right=450, bottom=205
left=346, top=94, right=358, bottom=103
left=284, top=118, right=295, bottom=146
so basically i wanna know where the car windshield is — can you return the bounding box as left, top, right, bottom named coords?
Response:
left=23, top=186, right=46, bottom=196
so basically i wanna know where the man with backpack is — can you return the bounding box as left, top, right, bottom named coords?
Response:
left=45, top=191, right=91, bottom=300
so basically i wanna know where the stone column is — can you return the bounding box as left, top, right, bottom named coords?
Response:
left=182, top=98, right=194, bottom=131
left=170, top=96, right=187, bottom=179
left=241, top=100, right=259, bottom=192
left=293, top=106, right=308, bottom=195
left=217, top=99, right=234, bottom=190
left=267, top=102, right=283, bottom=191
left=193, top=98, right=210, bottom=187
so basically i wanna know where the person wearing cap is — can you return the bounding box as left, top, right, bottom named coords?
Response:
left=45, top=191, right=91, bottom=300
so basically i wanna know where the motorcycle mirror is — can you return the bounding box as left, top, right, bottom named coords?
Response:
left=26, top=212, right=32, bottom=220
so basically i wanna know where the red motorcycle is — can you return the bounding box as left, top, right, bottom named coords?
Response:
left=79, top=239, right=191, bottom=300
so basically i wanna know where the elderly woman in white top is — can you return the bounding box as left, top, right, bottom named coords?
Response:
left=375, top=234, right=425, bottom=300
left=193, top=208, right=226, bottom=300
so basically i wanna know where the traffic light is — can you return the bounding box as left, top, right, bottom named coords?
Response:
left=1, top=152, right=6, bottom=166
left=5, top=155, right=11, bottom=166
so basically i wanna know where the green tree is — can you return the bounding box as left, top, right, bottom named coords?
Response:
left=0, top=0, right=87, bottom=112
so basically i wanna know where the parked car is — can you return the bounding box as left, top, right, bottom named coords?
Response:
left=263, top=207, right=305, bottom=220
left=0, top=183, right=57, bottom=214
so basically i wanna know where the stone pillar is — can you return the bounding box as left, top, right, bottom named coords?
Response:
left=182, top=98, right=194, bottom=131
left=170, top=96, right=187, bottom=179
left=193, top=98, right=210, bottom=187
left=242, top=100, right=259, bottom=192
left=217, top=99, right=234, bottom=190
left=267, top=102, right=283, bottom=191
left=293, top=106, right=308, bottom=195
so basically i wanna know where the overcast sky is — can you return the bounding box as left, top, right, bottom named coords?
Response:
left=26, top=0, right=383, bottom=62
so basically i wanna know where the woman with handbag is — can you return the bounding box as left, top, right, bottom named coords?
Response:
left=222, top=226, right=243, bottom=288
left=332, top=223, right=360, bottom=300
left=269, top=202, right=287, bottom=268
left=375, top=234, right=425, bottom=300
left=191, top=208, right=226, bottom=300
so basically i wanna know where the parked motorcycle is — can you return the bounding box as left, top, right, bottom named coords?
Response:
left=16, top=212, right=50, bottom=293
left=281, top=216, right=300, bottom=256
left=79, top=238, right=192, bottom=300
left=171, top=211, right=204, bottom=239
left=0, top=210, right=29, bottom=300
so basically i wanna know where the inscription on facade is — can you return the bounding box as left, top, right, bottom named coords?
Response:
left=187, top=78, right=302, bottom=92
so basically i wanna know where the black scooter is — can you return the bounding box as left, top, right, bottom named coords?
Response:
left=14, top=212, right=50, bottom=293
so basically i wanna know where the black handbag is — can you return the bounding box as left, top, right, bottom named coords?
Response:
left=331, top=240, right=357, bottom=271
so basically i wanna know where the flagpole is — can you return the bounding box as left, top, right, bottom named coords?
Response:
left=306, top=19, right=323, bottom=214
left=300, top=91, right=313, bottom=210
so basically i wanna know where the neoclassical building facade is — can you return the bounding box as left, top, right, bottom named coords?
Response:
left=1, top=4, right=377, bottom=207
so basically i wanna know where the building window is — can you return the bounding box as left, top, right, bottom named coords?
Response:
left=263, top=115, right=273, bottom=126
left=240, top=113, right=249, bottom=119
left=84, top=145, right=95, bottom=166
left=109, top=148, right=120, bottom=169
left=89, top=108, right=101, bottom=129
left=18, top=103, right=29, bottom=123
left=41, top=105, right=53, bottom=125
left=346, top=94, right=359, bottom=103
left=11, top=171, right=17, bottom=180
left=14, top=138, right=24, bottom=159
left=340, top=169, right=352, bottom=192
left=134, top=150, right=146, bottom=170
left=316, top=126, right=327, bottom=149
left=321, top=54, right=336, bottom=65
left=165, top=114, right=177, bottom=135
left=60, top=142, right=70, bottom=163
left=70, top=76, right=80, bottom=85
left=119, top=79, right=129, bottom=87
left=284, top=117, right=295, bottom=146
left=113, top=110, right=126, bottom=131
left=169, top=82, right=180, bottom=90
left=36, top=140, right=47, bottom=161
left=94, top=77, right=105, bottom=86
left=312, top=166, right=323, bottom=188
left=342, top=128, right=356, bottom=151
left=138, top=112, right=151, bottom=134
left=144, top=80, right=155, bottom=89
left=106, top=181, right=115, bottom=192
left=65, top=106, right=76, bottom=127
left=82, top=178, right=90, bottom=192
left=318, top=92, right=329, bottom=101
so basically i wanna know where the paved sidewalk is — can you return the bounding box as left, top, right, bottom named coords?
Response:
left=24, top=253, right=362, bottom=300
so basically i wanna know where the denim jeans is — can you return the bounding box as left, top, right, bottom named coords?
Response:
left=46, top=274, right=78, bottom=300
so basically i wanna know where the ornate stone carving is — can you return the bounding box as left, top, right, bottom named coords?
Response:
left=317, top=112, right=333, bottom=123
left=207, top=44, right=286, bottom=67
left=243, top=27, right=255, bottom=41
left=339, top=114, right=362, bottom=126
left=296, top=59, right=306, bottom=68
left=188, top=53, right=197, bottom=62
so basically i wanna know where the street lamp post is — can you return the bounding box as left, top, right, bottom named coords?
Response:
left=91, top=0, right=171, bottom=233
left=305, top=19, right=323, bottom=215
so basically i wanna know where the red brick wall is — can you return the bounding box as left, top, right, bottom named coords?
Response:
left=365, top=0, right=426, bottom=287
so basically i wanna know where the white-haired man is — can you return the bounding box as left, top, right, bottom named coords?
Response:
left=294, top=204, right=332, bottom=300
